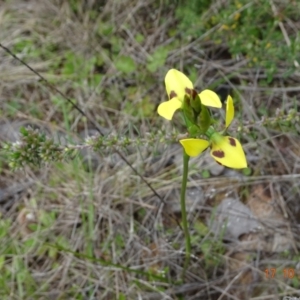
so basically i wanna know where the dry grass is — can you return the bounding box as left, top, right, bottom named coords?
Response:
left=0, top=0, right=300, bottom=299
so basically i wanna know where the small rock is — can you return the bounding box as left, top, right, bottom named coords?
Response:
left=210, top=197, right=260, bottom=240
left=166, top=187, right=205, bottom=213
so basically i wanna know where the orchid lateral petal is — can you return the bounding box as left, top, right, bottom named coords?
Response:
left=180, top=138, right=210, bottom=157
left=157, top=97, right=182, bottom=120
left=225, top=95, right=234, bottom=128
left=165, top=69, right=193, bottom=101
left=210, top=135, right=247, bottom=169
left=198, top=90, right=222, bottom=108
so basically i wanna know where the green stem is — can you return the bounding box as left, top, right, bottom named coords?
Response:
left=181, top=151, right=191, bottom=278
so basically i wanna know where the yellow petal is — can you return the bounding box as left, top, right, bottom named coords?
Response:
left=165, top=69, right=193, bottom=101
left=198, top=90, right=222, bottom=108
left=180, top=138, right=210, bottom=157
left=210, top=135, right=247, bottom=169
left=157, top=97, right=182, bottom=120
left=225, top=95, right=234, bottom=128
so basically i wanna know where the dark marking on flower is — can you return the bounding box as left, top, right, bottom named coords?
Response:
left=169, top=90, right=177, bottom=99
left=228, top=137, right=236, bottom=147
left=212, top=150, right=225, bottom=158
left=185, top=88, right=198, bottom=99
left=216, top=161, right=223, bottom=166
left=191, top=89, right=197, bottom=99
left=185, top=87, right=192, bottom=95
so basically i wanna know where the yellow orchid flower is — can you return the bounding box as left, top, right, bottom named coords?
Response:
left=179, top=95, right=247, bottom=169
left=157, top=69, right=222, bottom=120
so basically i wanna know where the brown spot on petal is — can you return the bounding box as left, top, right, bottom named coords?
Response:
left=212, top=150, right=225, bottom=158
left=191, top=89, right=197, bottom=99
left=185, top=87, right=192, bottom=96
left=185, top=88, right=198, bottom=99
left=228, top=137, right=236, bottom=147
left=169, top=91, right=177, bottom=99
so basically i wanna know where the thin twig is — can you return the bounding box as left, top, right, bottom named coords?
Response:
left=0, top=43, right=182, bottom=230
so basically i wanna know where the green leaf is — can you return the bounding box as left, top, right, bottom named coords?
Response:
left=242, top=167, right=252, bottom=176
left=194, top=221, right=209, bottom=236
left=19, top=127, right=28, bottom=136
left=147, top=46, right=168, bottom=72
left=135, top=33, right=145, bottom=43
left=201, top=169, right=210, bottom=178
left=115, top=55, right=136, bottom=73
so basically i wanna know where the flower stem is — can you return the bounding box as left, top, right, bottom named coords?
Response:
left=181, top=151, right=191, bottom=278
